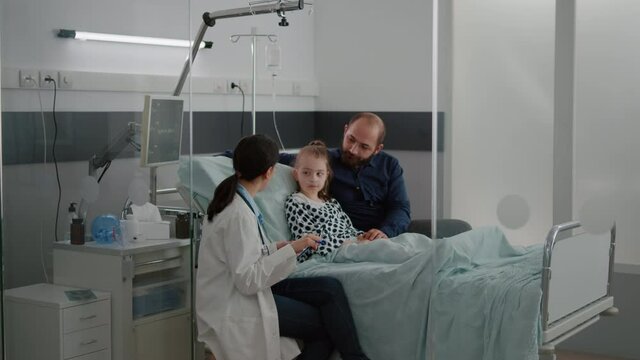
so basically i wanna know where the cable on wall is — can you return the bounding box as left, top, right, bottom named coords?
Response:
left=271, top=73, right=286, bottom=151
left=33, top=77, right=50, bottom=283
left=232, top=82, right=246, bottom=137
left=97, top=160, right=112, bottom=183
left=46, top=77, right=63, bottom=243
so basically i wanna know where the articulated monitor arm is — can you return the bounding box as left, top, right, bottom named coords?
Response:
left=173, top=0, right=304, bottom=96
left=88, top=122, right=140, bottom=177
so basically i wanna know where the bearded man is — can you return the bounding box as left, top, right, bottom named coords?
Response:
left=282, top=112, right=410, bottom=240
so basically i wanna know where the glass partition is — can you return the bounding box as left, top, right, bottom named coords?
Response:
left=442, top=1, right=638, bottom=359
left=559, top=1, right=640, bottom=357
left=573, top=0, right=640, bottom=267
left=436, top=0, right=556, bottom=358
left=445, top=0, right=556, bottom=244
left=13, top=0, right=637, bottom=359
left=1, top=0, right=197, bottom=358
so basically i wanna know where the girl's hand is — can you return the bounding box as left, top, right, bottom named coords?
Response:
left=290, top=234, right=321, bottom=254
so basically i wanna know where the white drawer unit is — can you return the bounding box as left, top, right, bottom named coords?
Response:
left=53, top=238, right=191, bottom=360
left=63, top=300, right=111, bottom=333
left=63, top=324, right=110, bottom=358
left=4, top=283, right=112, bottom=360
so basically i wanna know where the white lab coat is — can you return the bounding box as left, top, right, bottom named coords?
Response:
left=196, top=194, right=301, bottom=360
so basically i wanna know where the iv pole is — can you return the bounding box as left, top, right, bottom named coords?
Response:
left=230, top=28, right=278, bottom=135
left=147, top=0, right=304, bottom=204
left=173, top=0, right=302, bottom=97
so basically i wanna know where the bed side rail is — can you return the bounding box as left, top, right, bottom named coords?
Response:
left=541, top=221, right=616, bottom=335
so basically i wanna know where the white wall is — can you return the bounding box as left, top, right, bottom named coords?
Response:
left=1, top=158, right=183, bottom=289
left=314, top=0, right=436, bottom=112
left=1, top=0, right=316, bottom=112
left=451, top=0, right=555, bottom=245
left=313, top=0, right=450, bottom=220
left=573, top=1, right=640, bottom=266
left=0, top=0, right=316, bottom=288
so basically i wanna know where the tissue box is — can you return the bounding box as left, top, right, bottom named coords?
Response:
left=139, top=221, right=170, bottom=240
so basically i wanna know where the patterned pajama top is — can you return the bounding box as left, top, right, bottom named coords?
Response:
left=285, top=192, right=363, bottom=262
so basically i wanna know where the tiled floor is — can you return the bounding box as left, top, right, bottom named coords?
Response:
left=556, top=350, right=632, bottom=360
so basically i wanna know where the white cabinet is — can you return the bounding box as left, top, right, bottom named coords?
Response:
left=4, top=283, right=111, bottom=360
left=53, top=239, right=191, bottom=360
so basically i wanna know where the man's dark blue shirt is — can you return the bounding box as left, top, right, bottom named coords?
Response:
left=280, top=149, right=411, bottom=237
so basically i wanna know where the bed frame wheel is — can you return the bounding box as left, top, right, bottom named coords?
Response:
left=539, top=345, right=556, bottom=360
left=602, top=306, right=619, bottom=316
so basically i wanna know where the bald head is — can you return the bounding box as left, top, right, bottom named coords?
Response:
left=347, top=112, right=386, bottom=145
left=341, top=112, right=386, bottom=168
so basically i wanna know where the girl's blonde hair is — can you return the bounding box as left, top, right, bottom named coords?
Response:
left=295, top=140, right=332, bottom=201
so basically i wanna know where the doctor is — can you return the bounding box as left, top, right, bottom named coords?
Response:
left=196, top=134, right=369, bottom=360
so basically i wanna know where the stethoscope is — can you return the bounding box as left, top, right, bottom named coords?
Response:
left=236, top=189, right=269, bottom=255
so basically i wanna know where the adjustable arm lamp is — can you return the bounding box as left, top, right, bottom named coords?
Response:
left=173, top=0, right=304, bottom=96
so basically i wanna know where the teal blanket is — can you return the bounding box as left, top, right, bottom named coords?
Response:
left=179, top=157, right=542, bottom=359
left=292, top=227, right=542, bottom=360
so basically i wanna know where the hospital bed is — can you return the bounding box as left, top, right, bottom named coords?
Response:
left=178, top=155, right=617, bottom=360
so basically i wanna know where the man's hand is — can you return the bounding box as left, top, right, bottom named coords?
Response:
left=360, top=228, right=388, bottom=241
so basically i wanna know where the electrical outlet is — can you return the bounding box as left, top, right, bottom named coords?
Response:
left=239, top=80, right=252, bottom=95
left=58, top=71, right=73, bottom=89
left=39, top=70, right=58, bottom=88
left=19, top=69, right=38, bottom=88
left=292, top=82, right=302, bottom=96
left=212, top=79, right=228, bottom=94
left=229, top=80, right=242, bottom=94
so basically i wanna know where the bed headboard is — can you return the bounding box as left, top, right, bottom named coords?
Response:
left=178, top=155, right=297, bottom=242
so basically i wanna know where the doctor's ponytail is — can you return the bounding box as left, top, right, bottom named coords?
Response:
left=207, top=134, right=279, bottom=221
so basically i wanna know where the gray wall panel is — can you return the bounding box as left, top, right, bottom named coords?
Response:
left=314, top=111, right=444, bottom=151
left=3, top=111, right=435, bottom=165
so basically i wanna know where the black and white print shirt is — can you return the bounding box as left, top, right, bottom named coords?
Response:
left=285, top=192, right=363, bottom=262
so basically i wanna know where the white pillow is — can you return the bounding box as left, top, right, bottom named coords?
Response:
left=178, top=155, right=296, bottom=242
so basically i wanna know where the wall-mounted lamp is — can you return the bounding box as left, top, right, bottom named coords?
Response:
left=57, top=29, right=213, bottom=49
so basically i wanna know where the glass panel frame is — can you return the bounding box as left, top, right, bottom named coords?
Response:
left=1, top=0, right=197, bottom=358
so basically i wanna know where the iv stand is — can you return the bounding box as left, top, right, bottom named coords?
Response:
left=230, top=28, right=278, bottom=135
left=146, top=0, right=304, bottom=204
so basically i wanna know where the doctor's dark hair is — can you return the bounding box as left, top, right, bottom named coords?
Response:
left=207, top=134, right=279, bottom=221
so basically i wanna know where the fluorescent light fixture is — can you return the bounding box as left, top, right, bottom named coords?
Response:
left=57, top=29, right=213, bottom=49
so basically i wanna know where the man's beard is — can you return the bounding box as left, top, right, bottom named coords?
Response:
left=341, top=150, right=373, bottom=169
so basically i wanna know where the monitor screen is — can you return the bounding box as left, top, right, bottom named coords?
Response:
left=140, top=95, right=184, bottom=167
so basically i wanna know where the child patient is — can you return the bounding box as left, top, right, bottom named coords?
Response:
left=285, top=140, right=370, bottom=263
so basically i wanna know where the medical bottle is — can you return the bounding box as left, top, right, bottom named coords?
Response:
left=66, top=202, right=78, bottom=242
left=70, top=218, right=85, bottom=245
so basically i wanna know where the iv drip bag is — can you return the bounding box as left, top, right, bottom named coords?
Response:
left=265, top=43, right=282, bottom=71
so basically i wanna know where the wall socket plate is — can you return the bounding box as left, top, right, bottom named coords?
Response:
left=230, top=80, right=248, bottom=94
left=212, top=79, right=228, bottom=94
left=18, top=69, right=38, bottom=88
left=239, top=80, right=252, bottom=94
left=58, top=71, right=73, bottom=89
left=39, top=70, right=58, bottom=88
left=292, top=82, right=302, bottom=96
